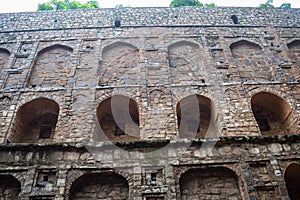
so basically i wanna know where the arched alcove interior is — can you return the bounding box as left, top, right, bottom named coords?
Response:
left=0, top=175, right=21, bottom=199
left=13, top=98, right=59, bottom=143
left=285, top=163, right=300, bottom=200
left=28, top=44, right=73, bottom=88
left=180, top=167, right=241, bottom=200
left=96, top=95, right=140, bottom=141
left=69, top=172, right=129, bottom=200
left=251, top=92, right=293, bottom=135
left=176, top=95, right=215, bottom=138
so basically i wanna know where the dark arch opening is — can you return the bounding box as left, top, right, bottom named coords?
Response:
left=251, top=92, right=294, bottom=135
left=0, top=175, right=21, bottom=200
left=179, top=167, right=241, bottom=200
left=96, top=95, right=140, bottom=142
left=284, top=163, right=300, bottom=200
left=12, top=98, right=59, bottom=143
left=69, top=172, right=129, bottom=200
left=177, top=94, right=215, bottom=138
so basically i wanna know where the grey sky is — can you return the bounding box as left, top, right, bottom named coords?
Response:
left=0, top=0, right=299, bottom=13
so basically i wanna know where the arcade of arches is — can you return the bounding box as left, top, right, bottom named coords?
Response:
left=0, top=7, right=300, bottom=200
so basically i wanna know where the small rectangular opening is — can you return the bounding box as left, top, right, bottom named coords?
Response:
left=115, top=123, right=125, bottom=136
left=150, top=173, right=156, bottom=181
left=115, top=20, right=121, bottom=28
left=39, top=125, right=52, bottom=138
left=231, top=15, right=239, bottom=24
left=43, top=175, right=48, bottom=182
left=257, top=118, right=270, bottom=131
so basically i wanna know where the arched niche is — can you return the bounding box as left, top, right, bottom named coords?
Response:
left=167, top=41, right=204, bottom=84
left=230, top=40, right=268, bottom=81
left=28, top=44, right=73, bottom=88
left=284, top=163, right=300, bottom=200
left=69, top=172, right=129, bottom=200
left=288, top=40, right=300, bottom=62
left=251, top=92, right=294, bottom=135
left=12, top=97, right=59, bottom=143
left=99, top=42, right=140, bottom=86
left=180, top=167, right=241, bottom=200
left=96, top=95, right=140, bottom=142
left=0, top=48, right=10, bottom=71
left=0, top=175, right=21, bottom=200
left=176, top=94, right=215, bottom=138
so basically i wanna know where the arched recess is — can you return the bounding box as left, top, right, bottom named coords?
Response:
left=0, top=48, right=10, bottom=72
left=0, top=175, right=21, bottom=199
left=251, top=92, right=294, bottom=135
left=96, top=95, right=140, bottom=142
left=179, top=167, right=242, bottom=200
left=230, top=40, right=269, bottom=81
left=69, top=172, right=129, bottom=200
left=28, top=44, right=73, bottom=88
left=168, top=41, right=204, bottom=84
left=284, top=163, right=300, bottom=200
left=99, top=42, right=140, bottom=86
left=12, top=98, right=59, bottom=143
left=288, top=40, right=300, bottom=63
left=176, top=94, right=216, bottom=138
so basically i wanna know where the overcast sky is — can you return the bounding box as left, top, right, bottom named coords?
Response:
left=0, top=0, right=299, bottom=13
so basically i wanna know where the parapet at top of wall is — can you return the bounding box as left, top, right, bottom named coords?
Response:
left=0, top=6, right=300, bottom=32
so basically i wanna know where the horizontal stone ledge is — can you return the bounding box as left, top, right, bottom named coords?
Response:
left=1, top=133, right=299, bottom=151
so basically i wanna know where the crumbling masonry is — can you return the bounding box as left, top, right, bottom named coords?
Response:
left=0, top=6, right=300, bottom=200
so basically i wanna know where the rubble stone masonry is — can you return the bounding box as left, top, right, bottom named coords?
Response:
left=0, top=6, right=300, bottom=200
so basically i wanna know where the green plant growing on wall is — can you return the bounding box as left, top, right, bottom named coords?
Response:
left=259, top=0, right=291, bottom=8
left=170, top=0, right=203, bottom=7
left=38, top=0, right=99, bottom=10
left=204, top=3, right=216, bottom=6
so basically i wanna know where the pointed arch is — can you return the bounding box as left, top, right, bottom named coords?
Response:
left=99, top=41, right=140, bottom=86
left=69, top=172, right=129, bottom=200
left=251, top=92, right=294, bottom=135
left=230, top=40, right=262, bottom=55
left=12, top=97, right=59, bottom=143
left=28, top=44, right=74, bottom=88
left=284, top=163, right=300, bottom=200
left=176, top=94, right=216, bottom=138
left=96, top=95, right=140, bottom=142
left=37, top=44, right=73, bottom=55
left=102, top=41, right=137, bottom=55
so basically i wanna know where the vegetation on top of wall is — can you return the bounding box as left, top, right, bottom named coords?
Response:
left=169, top=0, right=216, bottom=7
left=170, top=0, right=203, bottom=7
left=37, top=0, right=99, bottom=10
left=259, top=0, right=291, bottom=8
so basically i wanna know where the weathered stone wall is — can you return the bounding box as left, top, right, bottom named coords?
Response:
left=0, top=6, right=300, bottom=200
left=0, top=136, right=299, bottom=199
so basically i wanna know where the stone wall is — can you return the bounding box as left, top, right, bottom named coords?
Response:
left=0, top=6, right=300, bottom=200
